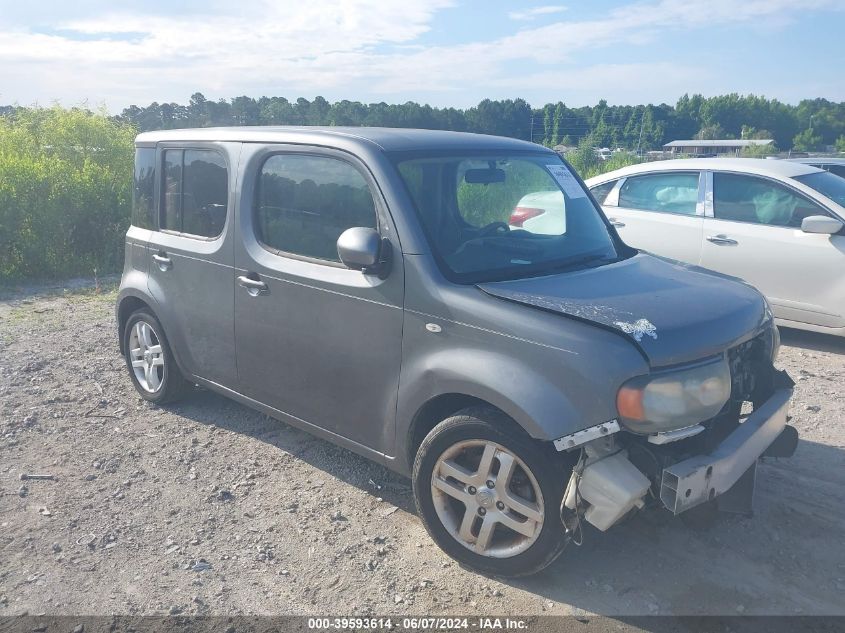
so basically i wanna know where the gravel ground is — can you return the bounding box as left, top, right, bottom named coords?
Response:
left=1, top=281, right=844, bottom=618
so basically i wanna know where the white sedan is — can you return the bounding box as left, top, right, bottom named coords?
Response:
left=585, top=158, right=845, bottom=337
left=508, top=190, right=566, bottom=234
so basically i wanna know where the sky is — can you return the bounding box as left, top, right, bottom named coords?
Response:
left=0, top=0, right=843, bottom=112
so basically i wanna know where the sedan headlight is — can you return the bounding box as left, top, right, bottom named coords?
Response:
left=616, top=357, right=731, bottom=433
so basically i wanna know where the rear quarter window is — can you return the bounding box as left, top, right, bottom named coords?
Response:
left=589, top=180, right=617, bottom=205
left=132, top=147, right=156, bottom=229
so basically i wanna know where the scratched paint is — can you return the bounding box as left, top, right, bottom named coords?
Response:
left=613, top=319, right=658, bottom=342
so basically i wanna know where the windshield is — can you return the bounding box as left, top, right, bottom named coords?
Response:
left=794, top=171, right=845, bottom=209
left=395, top=153, right=621, bottom=283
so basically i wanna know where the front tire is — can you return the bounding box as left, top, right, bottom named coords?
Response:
left=413, top=407, right=571, bottom=577
left=123, top=309, right=189, bottom=404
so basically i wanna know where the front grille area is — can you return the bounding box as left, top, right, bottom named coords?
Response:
left=727, top=330, right=775, bottom=406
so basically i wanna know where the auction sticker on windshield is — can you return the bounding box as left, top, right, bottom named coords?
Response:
left=546, top=164, right=587, bottom=198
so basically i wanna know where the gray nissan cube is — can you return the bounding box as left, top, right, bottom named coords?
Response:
left=117, top=127, right=797, bottom=576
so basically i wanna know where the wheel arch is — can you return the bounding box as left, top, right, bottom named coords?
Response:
left=407, top=393, right=516, bottom=468
left=117, top=290, right=194, bottom=383
left=396, top=346, right=589, bottom=473
left=117, top=293, right=155, bottom=355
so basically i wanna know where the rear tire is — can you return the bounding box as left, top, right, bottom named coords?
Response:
left=413, top=406, right=571, bottom=577
left=123, top=309, right=189, bottom=404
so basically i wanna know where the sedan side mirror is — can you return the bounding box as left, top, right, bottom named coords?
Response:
left=337, top=227, right=390, bottom=275
left=801, top=215, right=844, bottom=235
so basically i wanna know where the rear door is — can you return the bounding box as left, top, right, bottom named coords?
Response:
left=233, top=144, right=404, bottom=454
left=595, top=171, right=704, bottom=264
left=700, top=171, right=845, bottom=328
left=146, top=143, right=239, bottom=385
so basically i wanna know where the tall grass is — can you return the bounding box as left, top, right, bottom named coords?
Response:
left=0, top=107, right=136, bottom=282
left=565, top=138, right=642, bottom=180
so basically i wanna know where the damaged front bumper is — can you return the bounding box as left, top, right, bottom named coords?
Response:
left=660, top=374, right=795, bottom=514
left=560, top=370, right=797, bottom=533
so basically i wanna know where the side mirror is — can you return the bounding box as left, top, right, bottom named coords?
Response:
left=801, top=215, right=844, bottom=235
left=337, top=227, right=388, bottom=274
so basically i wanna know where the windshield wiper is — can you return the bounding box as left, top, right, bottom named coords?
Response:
left=544, top=253, right=615, bottom=273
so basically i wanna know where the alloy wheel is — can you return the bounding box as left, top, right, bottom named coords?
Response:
left=430, top=440, right=544, bottom=558
left=128, top=320, right=165, bottom=393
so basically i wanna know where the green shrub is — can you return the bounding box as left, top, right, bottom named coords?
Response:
left=564, top=138, right=641, bottom=180
left=0, top=107, right=136, bottom=282
left=740, top=142, right=777, bottom=158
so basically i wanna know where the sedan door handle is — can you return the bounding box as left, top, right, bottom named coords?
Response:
left=706, top=234, right=738, bottom=245
left=608, top=218, right=625, bottom=228
left=152, top=253, right=172, bottom=270
left=237, top=275, right=268, bottom=296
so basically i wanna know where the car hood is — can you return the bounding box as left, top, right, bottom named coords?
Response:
left=479, top=254, right=771, bottom=367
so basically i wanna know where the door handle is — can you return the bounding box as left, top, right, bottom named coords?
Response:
left=706, top=234, right=738, bottom=245
left=608, top=218, right=625, bottom=228
left=152, top=253, right=172, bottom=270
left=237, top=275, right=268, bottom=296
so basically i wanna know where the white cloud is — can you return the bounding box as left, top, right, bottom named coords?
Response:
left=0, top=0, right=840, bottom=110
left=508, top=6, right=567, bottom=21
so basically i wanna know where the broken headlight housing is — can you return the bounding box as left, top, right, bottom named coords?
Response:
left=616, top=357, right=731, bottom=433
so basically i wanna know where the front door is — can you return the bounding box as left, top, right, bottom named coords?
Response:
left=603, top=171, right=704, bottom=264
left=700, top=171, right=845, bottom=328
left=233, top=145, right=404, bottom=454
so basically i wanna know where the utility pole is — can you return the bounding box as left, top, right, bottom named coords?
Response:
left=636, top=106, right=646, bottom=157
left=530, top=114, right=534, bottom=144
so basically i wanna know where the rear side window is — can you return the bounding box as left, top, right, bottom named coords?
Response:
left=256, top=154, right=377, bottom=262
left=589, top=180, right=617, bottom=205
left=713, top=173, right=829, bottom=228
left=619, top=172, right=699, bottom=215
left=161, top=149, right=228, bottom=238
left=132, top=148, right=156, bottom=229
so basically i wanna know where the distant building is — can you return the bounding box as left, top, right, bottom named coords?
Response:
left=663, top=139, right=774, bottom=156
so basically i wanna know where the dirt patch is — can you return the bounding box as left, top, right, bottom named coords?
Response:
left=1, top=284, right=844, bottom=617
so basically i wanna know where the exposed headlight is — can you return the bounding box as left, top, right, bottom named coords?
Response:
left=616, top=358, right=731, bottom=433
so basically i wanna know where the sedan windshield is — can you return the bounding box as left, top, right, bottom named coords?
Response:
left=395, top=153, right=622, bottom=283
left=794, top=171, right=845, bottom=209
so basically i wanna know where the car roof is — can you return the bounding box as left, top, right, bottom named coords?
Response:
left=585, top=157, right=824, bottom=184
left=135, top=126, right=551, bottom=154
left=787, top=157, right=845, bottom=166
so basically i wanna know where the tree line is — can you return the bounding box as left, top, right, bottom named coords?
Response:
left=1, top=93, right=844, bottom=281
left=103, top=93, right=845, bottom=153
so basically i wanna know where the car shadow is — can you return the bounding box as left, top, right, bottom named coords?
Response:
left=165, top=387, right=845, bottom=617
left=778, top=327, right=845, bottom=355
left=504, top=438, right=845, bottom=616
left=168, top=388, right=417, bottom=514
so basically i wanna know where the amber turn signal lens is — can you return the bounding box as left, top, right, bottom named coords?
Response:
left=616, top=386, right=644, bottom=421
